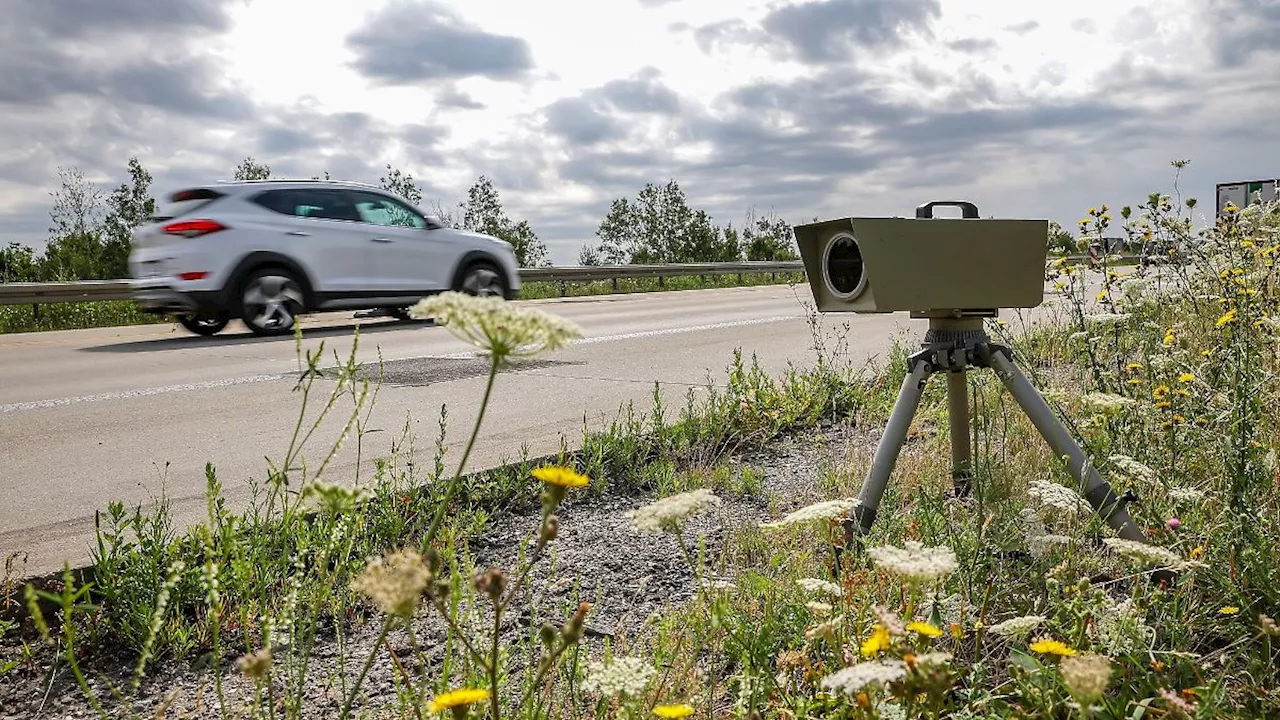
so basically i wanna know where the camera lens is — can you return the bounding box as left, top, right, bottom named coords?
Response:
left=824, top=232, right=865, bottom=298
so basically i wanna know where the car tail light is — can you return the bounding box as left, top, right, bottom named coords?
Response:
left=162, top=219, right=227, bottom=238
left=177, top=271, right=210, bottom=281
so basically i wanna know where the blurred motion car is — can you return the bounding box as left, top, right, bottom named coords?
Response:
left=128, top=179, right=521, bottom=336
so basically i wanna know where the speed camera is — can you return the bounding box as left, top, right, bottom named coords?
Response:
left=794, top=201, right=1049, bottom=317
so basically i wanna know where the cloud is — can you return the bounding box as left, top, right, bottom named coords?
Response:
left=435, top=86, right=486, bottom=110
left=948, top=37, right=998, bottom=53
left=1004, top=20, right=1039, bottom=34
left=1205, top=0, right=1280, bottom=68
left=346, top=0, right=535, bottom=84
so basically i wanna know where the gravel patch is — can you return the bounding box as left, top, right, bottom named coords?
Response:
left=0, top=422, right=874, bottom=719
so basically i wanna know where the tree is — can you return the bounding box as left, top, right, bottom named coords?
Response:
left=0, top=242, right=39, bottom=283
left=1046, top=220, right=1075, bottom=255
left=459, top=176, right=549, bottom=267
left=379, top=164, right=422, bottom=205
left=41, top=166, right=107, bottom=280
left=578, top=243, right=602, bottom=266
left=233, top=157, right=271, bottom=181
left=590, top=180, right=740, bottom=264
left=741, top=207, right=798, bottom=261
left=100, top=157, right=156, bottom=278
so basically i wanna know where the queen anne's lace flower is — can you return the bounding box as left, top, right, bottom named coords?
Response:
left=626, top=489, right=722, bottom=534
left=1108, top=455, right=1156, bottom=484
left=1102, top=538, right=1186, bottom=568
left=1028, top=480, right=1092, bottom=514
left=350, top=548, right=432, bottom=618
left=1060, top=653, right=1112, bottom=706
left=866, top=541, right=957, bottom=584
left=1084, top=312, right=1132, bottom=325
left=911, top=652, right=953, bottom=668
left=581, top=656, right=656, bottom=698
left=761, top=499, right=859, bottom=529
left=1168, top=486, right=1205, bottom=502
left=796, top=578, right=843, bottom=597
left=1079, top=392, right=1134, bottom=416
left=410, top=291, right=582, bottom=361
left=819, top=660, right=907, bottom=695
left=987, top=615, right=1046, bottom=639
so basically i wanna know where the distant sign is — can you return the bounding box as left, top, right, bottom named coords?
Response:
left=1217, top=179, right=1278, bottom=216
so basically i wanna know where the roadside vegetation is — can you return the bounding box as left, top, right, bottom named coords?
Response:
left=3, top=170, right=1278, bottom=718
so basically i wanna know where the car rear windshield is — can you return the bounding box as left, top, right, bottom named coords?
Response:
left=150, top=188, right=225, bottom=222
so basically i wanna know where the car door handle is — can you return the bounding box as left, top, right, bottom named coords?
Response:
left=370, top=237, right=395, bottom=243
left=286, top=231, right=311, bottom=237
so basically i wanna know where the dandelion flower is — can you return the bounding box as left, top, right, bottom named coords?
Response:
left=1028, top=479, right=1092, bottom=514
left=907, top=621, right=943, bottom=638
left=819, top=660, right=907, bottom=695
left=1178, top=373, right=1196, bottom=383
left=350, top=548, right=432, bottom=618
left=653, top=704, right=695, bottom=719
left=860, top=624, right=892, bottom=657
left=410, top=291, right=582, bottom=362
left=532, top=465, right=589, bottom=488
left=626, top=489, right=722, bottom=534
left=427, top=688, right=490, bottom=713
left=1060, top=653, right=1112, bottom=705
left=988, top=615, right=1046, bottom=639
left=796, top=577, right=843, bottom=597
left=866, top=540, right=958, bottom=585
left=581, top=656, right=657, bottom=698
left=1216, top=308, right=1239, bottom=327
left=1102, top=538, right=1186, bottom=569
left=761, top=498, right=860, bottom=529
left=1029, top=638, right=1078, bottom=657
left=1219, top=606, right=1240, bottom=615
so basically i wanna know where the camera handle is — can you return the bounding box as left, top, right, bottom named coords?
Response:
left=915, top=201, right=980, bottom=219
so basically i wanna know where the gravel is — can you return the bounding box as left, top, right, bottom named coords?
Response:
left=0, top=422, right=874, bottom=719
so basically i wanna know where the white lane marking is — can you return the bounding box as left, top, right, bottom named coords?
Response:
left=0, top=314, right=807, bottom=414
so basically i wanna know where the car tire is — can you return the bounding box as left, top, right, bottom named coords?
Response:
left=457, top=261, right=508, bottom=299
left=178, top=312, right=230, bottom=336
left=387, top=306, right=416, bottom=322
left=239, top=268, right=306, bottom=337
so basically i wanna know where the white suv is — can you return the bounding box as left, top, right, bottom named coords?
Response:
left=128, top=179, right=523, bottom=336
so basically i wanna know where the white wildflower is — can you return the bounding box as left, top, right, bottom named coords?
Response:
left=1028, top=480, right=1092, bottom=514
left=1093, top=597, right=1155, bottom=654
left=350, top=548, right=432, bottom=619
left=911, top=652, right=953, bottom=668
left=1069, top=331, right=1090, bottom=342
left=1261, top=316, right=1280, bottom=333
left=580, top=656, right=656, bottom=698
left=1108, top=455, right=1155, bottom=484
left=303, top=479, right=373, bottom=515
left=1016, top=507, right=1049, bottom=543
left=1085, top=312, right=1131, bottom=325
left=626, top=489, right=722, bottom=534
left=761, top=499, right=859, bottom=529
left=819, top=660, right=907, bottom=695
left=1030, top=534, right=1073, bottom=558
left=1120, top=278, right=1147, bottom=303
left=410, top=291, right=582, bottom=361
left=1060, top=653, right=1112, bottom=706
left=700, top=578, right=736, bottom=591
left=987, top=615, right=1046, bottom=640
left=1102, top=538, right=1186, bottom=569
left=1168, top=486, right=1205, bottom=502
left=1150, top=354, right=1176, bottom=372
left=874, top=701, right=907, bottom=720
left=919, top=593, right=977, bottom=626
left=1079, top=392, right=1134, bottom=416
left=796, top=578, right=843, bottom=597
left=805, top=614, right=845, bottom=641
left=866, top=541, right=957, bottom=585
left=806, top=601, right=834, bottom=616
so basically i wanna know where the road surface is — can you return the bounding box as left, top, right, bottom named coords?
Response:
left=0, top=283, right=1081, bottom=578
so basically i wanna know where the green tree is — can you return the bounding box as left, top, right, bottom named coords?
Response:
left=1046, top=220, right=1075, bottom=255
left=0, top=242, right=40, bottom=282
left=459, top=176, right=549, bottom=267
left=741, top=207, right=798, bottom=261
left=578, top=243, right=602, bottom=266
left=40, top=166, right=107, bottom=280
left=379, top=164, right=422, bottom=205
left=233, top=157, right=271, bottom=181
left=100, top=157, right=156, bottom=278
left=592, top=180, right=740, bottom=264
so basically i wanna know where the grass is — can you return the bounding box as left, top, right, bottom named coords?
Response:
left=0, top=272, right=807, bottom=335
left=3, top=176, right=1279, bottom=718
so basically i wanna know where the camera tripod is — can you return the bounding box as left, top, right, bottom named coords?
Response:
left=841, top=313, right=1175, bottom=584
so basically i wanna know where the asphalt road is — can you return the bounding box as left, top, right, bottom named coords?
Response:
left=0, top=283, right=1082, bottom=578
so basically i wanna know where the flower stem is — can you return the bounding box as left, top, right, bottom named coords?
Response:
left=424, top=354, right=500, bottom=548
left=340, top=618, right=392, bottom=720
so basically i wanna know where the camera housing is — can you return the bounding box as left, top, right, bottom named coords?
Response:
left=793, top=201, right=1049, bottom=318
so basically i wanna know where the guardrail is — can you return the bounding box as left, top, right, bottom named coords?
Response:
left=0, top=261, right=808, bottom=307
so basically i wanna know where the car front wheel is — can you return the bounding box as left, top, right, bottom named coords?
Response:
left=178, top=312, right=230, bottom=336
left=240, top=268, right=306, bottom=336
left=458, top=262, right=507, bottom=298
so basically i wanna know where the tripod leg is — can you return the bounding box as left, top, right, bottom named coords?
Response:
left=984, top=347, right=1146, bottom=543
left=850, top=353, right=933, bottom=537
left=946, top=365, right=973, bottom=498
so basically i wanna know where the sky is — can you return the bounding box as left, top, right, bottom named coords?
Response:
left=1, top=0, right=1277, bottom=265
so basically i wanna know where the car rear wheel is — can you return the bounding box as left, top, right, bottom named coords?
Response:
left=240, top=268, right=306, bottom=337
left=178, top=312, right=230, bottom=336
left=458, top=262, right=507, bottom=298
left=387, top=306, right=416, bottom=321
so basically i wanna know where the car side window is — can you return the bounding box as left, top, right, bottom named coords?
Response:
left=350, top=191, right=427, bottom=230
left=252, top=189, right=360, bottom=222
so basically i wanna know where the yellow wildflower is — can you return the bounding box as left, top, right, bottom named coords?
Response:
left=1153, top=386, right=1170, bottom=399
left=1096, top=290, right=1107, bottom=301
left=1029, top=638, right=1078, bottom=657
left=860, top=624, right=892, bottom=658
left=428, top=688, right=491, bottom=713
left=907, top=621, right=944, bottom=638
left=1163, top=329, right=1175, bottom=346
left=653, top=705, right=696, bottom=719
left=1128, top=379, right=1142, bottom=385
left=1178, top=373, right=1195, bottom=383
left=1126, top=362, right=1143, bottom=371
left=1217, top=309, right=1239, bottom=327
left=1220, top=606, right=1240, bottom=615
left=949, top=622, right=964, bottom=639
left=532, top=466, right=590, bottom=488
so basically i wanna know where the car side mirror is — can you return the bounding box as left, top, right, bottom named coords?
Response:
left=424, top=215, right=445, bottom=231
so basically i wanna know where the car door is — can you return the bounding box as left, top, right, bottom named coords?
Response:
left=346, top=189, right=450, bottom=294
left=249, top=188, right=370, bottom=293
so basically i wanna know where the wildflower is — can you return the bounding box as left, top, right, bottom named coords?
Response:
left=1158, top=688, right=1196, bottom=717
left=653, top=705, right=695, bottom=719
left=350, top=548, right=432, bottom=618
left=410, top=291, right=582, bottom=362
left=1216, top=308, right=1238, bottom=327
left=907, top=621, right=943, bottom=638
left=807, top=601, right=834, bottom=616
left=1178, top=373, right=1195, bottom=383
left=1125, top=362, right=1143, bottom=371
left=761, top=498, right=859, bottom=529
left=819, top=660, right=908, bottom=695
left=796, top=577, right=843, bottom=597
left=1029, top=638, right=1078, bottom=657
left=1079, top=392, right=1134, bottom=416
left=1108, top=455, right=1155, bottom=483
left=1028, top=479, right=1091, bottom=514
left=874, top=604, right=907, bottom=634
left=581, top=656, right=657, bottom=698
left=1163, top=329, right=1175, bottom=346
left=911, top=652, right=953, bottom=668
left=1190, top=546, right=1205, bottom=559
left=1219, top=606, right=1240, bottom=615
left=1102, top=538, right=1186, bottom=569
left=626, top=489, right=722, bottom=534
left=532, top=465, right=589, bottom=488
left=988, top=615, right=1046, bottom=639
left=427, top=688, right=490, bottom=714
left=1260, top=615, right=1279, bottom=636
left=1152, top=385, right=1170, bottom=400
left=236, top=648, right=273, bottom=681
left=866, top=540, right=958, bottom=585
left=1167, top=518, right=1181, bottom=530
left=1060, top=653, right=1112, bottom=706
left=861, top=624, right=892, bottom=657
left=805, top=615, right=844, bottom=641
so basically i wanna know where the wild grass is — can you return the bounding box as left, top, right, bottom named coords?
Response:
left=0, top=299, right=164, bottom=334
left=4, top=176, right=1278, bottom=718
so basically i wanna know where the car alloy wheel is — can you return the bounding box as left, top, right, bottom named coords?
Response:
left=460, top=264, right=505, bottom=298
left=241, top=270, right=305, bottom=336
left=178, top=312, right=230, bottom=336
